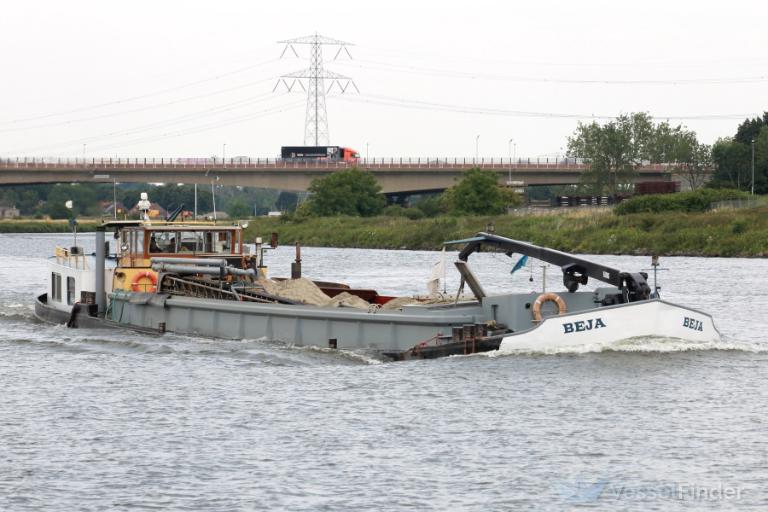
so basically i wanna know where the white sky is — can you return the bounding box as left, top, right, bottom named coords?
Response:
left=0, top=0, right=766, bottom=159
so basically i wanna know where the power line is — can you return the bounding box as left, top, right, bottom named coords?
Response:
left=4, top=93, right=294, bottom=155
left=334, top=93, right=757, bottom=121
left=0, top=77, right=281, bottom=133
left=335, top=58, right=768, bottom=85
left=361, top=44, right=768, bottom=71
left=81, top=101, right=305, bottom=154
left=0, top=57, right=282, bottom=125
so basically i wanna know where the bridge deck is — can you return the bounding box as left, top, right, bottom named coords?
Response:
left=0, top=158, right=677, bottom=193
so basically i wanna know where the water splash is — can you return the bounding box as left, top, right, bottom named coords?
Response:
left=488, top=335, right=768, bottom=357
left=0, top=303, right=35, bottom=321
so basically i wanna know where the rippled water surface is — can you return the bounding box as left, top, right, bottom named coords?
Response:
left=1, top=233, right=767, bottom=510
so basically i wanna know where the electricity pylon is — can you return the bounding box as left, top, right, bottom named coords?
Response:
left=275, top=33, right=358, bottom=146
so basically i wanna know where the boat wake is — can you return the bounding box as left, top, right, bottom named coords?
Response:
left=1, top=321, right=382, bottom=366
left=488, top=336, right=768, bottom=357
left=0, top=303, right=36, bottom=321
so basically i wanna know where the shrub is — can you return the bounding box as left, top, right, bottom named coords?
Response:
left=306, top=168, right=386, bottom=217
left=382, top=205, right=407, bottom=217
left=615, top=188, right=749, bottom=215
left=404, top=208, right=425, bottom=220
left=413, top=195, right=446, bottom=217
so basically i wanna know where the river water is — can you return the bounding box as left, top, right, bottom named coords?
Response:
left=0, top=233, right=766, bottom=511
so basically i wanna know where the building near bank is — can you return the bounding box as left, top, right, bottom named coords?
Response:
left=0, top=204, right=20, bottom=218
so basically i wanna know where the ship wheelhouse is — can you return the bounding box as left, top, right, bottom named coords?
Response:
left=116, top=224, right=245, bottom=266
left=110, top=222, right=248, bottom=292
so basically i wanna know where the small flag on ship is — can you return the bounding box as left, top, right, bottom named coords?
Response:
left=511, top=255, right=528, bottom=274
left=427, top=247, right=446, bottom=296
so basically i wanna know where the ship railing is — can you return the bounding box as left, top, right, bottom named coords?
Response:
left=54, top=246, right=89, bottom=270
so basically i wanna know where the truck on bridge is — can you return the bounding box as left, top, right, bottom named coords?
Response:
left=280, top=146, right=360, bottom=163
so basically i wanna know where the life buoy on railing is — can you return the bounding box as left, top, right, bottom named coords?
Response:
left=532, top=292, right=567, bottom=322
left=131, top=271, right=157, bottom=293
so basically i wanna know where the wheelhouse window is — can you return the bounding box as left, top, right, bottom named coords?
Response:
left=149, top=231, right=178, bottom=253
left=66, top=276, right=76, bottom=305
left=51, top=272, right=62, bottom=302
left=215, top=231, right=232, bottom=253
left=144, top=229, right=238, bottom=255
left=177, top=231, right=204, bottom=252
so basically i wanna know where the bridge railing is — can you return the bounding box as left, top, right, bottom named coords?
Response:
left=0, top=156, right=676, bottom=172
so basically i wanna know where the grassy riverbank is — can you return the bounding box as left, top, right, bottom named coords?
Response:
left=2, top=208, right=766, bottom=256
left=0, top=219, right=100, bottom=233
left=243, top=207, right=768, bottom=257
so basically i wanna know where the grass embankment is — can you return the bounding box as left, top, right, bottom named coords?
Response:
left=2, top=206, right=765, bottom=256
left=244, top=207, right=768, bottom=257
left=0, top=219, right=99, bottom=233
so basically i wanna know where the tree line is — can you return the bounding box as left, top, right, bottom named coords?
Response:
left=567, top=111, right=768, bottom=195
left=0, top=182, right=279, bottom=219
left=710, top=113, right=768, bottom=193
left=297, top=167, right=522, bottom=219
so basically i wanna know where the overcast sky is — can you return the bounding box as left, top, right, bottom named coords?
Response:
left=1, top=0, right=766, bottom=160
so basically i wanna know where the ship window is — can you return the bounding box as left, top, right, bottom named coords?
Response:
left=51, top=272, right=62, bottom=302
left=66, top=276, right=76, bottom=305
left=216, top=231, right=232, bottom=253
left=135, top=231, right=145, bottom=255
left=178, top=231, right=203, bottom=252
left=120, top=231, right=129, bottom=254
left=204, top=232, right=214, bottom=253
left=151, top=231, right=176, bottom=253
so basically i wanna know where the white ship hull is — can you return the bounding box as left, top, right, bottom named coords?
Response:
left=499, top=299, right=720, bottom=352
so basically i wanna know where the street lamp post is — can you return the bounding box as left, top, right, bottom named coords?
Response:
left=475, top=135, right=480, bottom=162
left=507, top=138, right=514, bottom=184
left=223, top=143, right=227, bottom=167
left=752, top=139, right=756, bottom=195
left=366, top=142, right=369, bottom=161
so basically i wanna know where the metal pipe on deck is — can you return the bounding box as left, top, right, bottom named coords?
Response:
left=150, top=257, right=226, bottom=267
left=151, top=263, right=255, bottom=278
left=152, top=264, right=222, bottom=275
left=95, top=227, right=106, bottom=316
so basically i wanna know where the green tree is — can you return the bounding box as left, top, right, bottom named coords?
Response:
left=226, top=197, right=252, bottom=219
left=443, top=167, right=517, bottom=215
left=756, top=126, right=768, bottom=193
left=568, top=112, right=658, bottom=195
left=275, top=191, right=299, bottom=212
left=711, top=114, right=768, bottom=193
left=679, top=140, right=713, bottom=191
left=44, top=184, right=97, bottom=218
left=735, top=112, right=768, bottom=145
left=306, top=168, right=385, bottom=217
left=711, top=138, right=752, bottom=190
left=654, top=125, right=712, bottom=191
left=412, top=195, right=446, bottom=217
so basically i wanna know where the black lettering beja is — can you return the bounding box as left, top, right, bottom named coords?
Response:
left=683, top=317, right=704, bottom=332
left=563, top=318, right=606, bottom=334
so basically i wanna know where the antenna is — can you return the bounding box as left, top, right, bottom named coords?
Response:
left=642, top=255, right=669, bottom=299
left=276, top=33, right=359, bottom=146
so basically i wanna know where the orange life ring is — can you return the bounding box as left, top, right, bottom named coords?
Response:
left=131, top=271, right=157, bottom=293
left=532, top=292, right=566, bottom=322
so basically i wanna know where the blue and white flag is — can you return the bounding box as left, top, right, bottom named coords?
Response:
left=510, top=255, right=528, bottom=274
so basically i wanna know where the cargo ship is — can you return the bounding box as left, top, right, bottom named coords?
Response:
left=35, top=205, right=721, bottom=359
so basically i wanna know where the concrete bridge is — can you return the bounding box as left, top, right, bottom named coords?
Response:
left=0, top=157, right=676, bottom=193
